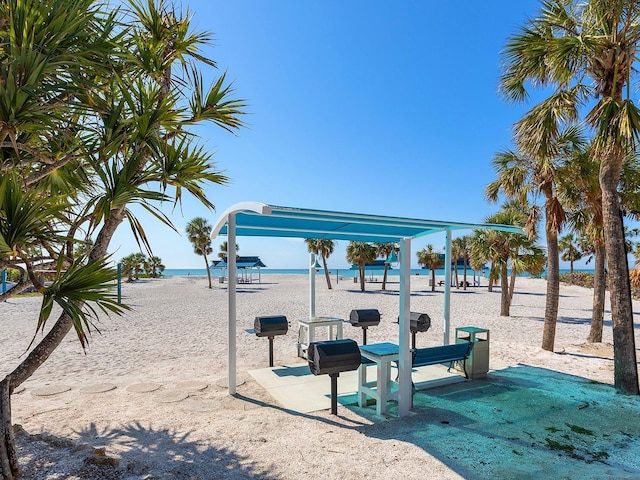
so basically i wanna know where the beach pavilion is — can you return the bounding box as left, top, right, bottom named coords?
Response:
left=210, top=201, right=523, bottom=417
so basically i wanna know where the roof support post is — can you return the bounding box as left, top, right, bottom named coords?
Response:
left=398, top=238, right=411, bottom=417
left=228, top=213, right=237, bottom=395
left=309, top=253, right=316, bottom=318
left=444, top=229, right=452, bottom=345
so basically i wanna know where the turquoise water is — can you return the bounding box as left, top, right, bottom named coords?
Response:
left=163, top=268, right=594, bottom=278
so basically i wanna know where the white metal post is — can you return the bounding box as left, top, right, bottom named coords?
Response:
left=398, top=238, right=411, bottom=416
left=443, top=229, right=452, bottom=345
left=228, top=214, right=237, bottom=395
left=309, top=253, right=316, bottom=319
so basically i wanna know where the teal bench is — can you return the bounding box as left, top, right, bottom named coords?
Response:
left=409, top=342, right=473, bottom=403
left=411, top=341, right=473, bottom=377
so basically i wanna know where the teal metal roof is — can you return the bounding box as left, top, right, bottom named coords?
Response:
left=211, top=202, right=524, bottom=242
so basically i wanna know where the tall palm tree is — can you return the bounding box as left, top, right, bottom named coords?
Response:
left=470, top=208, right=546, bottom=316
left=558, top=234, right=583, bottom=276
left=560, top=145, right=608, bottom=343
left=0, top=1, right=246, bottom=475
left=375, top=242, right=397, bottom=291
left=416, top=245, right=444, bottom=292
left=186, top=217, right=214, bottom=288
left=501, top=0, right=639, bottom=393
left=305, top=238, right=335, bottom=289
left=346, top=241, right=376, bottom=292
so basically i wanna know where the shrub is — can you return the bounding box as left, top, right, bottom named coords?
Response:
left=559, top=272, right=594, bottom=289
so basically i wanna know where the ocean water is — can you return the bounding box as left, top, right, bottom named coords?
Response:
left=162, top=268, right=594, bottom=278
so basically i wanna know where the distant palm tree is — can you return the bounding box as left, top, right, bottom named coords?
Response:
left=305, top=239, right=335, bottom=289
left=470, top=207, right=545, bottom=316
left=346, top=241, right=376, bottom=292
left=452, top=236, right=471, bottom=290
left=416, top=245, right=444, bottom=292
left=218, top=240, right=239, bottom=260
left=559, top=234, right=583, bottom=276
left=120, top=254, right=137, bottom=282
left=146, top=256, right=165, bottom=278
left=131, top=253, right=146, bottom=280
left=375, top=242, right=397, bottom=291
left=186, top=217, right=213, bottom=288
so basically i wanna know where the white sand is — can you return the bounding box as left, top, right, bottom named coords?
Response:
left=2, top=274, right=639, bottom=479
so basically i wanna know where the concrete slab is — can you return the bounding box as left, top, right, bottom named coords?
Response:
left=248, top=362, right=467, bottom=414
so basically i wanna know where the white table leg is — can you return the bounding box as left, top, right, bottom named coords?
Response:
left=358, top=364, right=367, bottom=407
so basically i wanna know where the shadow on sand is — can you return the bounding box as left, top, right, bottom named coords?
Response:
left=355, top=365, right=640, bottom=479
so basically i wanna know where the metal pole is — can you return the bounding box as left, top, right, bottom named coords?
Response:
left=330, top=373, right=339, bottom=415
left=309, top=253, right=316, bottom=319
left=398, top=238, right=411, bottom=417
left=268, top=337, right=274, bottom=367
left=228, top=213, right=237, bottom=395
left=117, top=263, right=122, bottom=304
left=444, top=229, right=452, bottom=345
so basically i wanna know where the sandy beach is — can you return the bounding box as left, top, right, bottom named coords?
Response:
left=2, top=274, right=640, bottom=479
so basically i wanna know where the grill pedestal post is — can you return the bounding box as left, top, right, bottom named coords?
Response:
left=268, top=336, right=274, bottom=367
left=330, top=373, right=339, bottom=415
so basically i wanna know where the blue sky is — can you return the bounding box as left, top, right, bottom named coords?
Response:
left=110, top=0, right=585, bottom=270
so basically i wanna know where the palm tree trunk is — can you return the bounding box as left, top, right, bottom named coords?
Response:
left=588, top=242, right=606, bottom=343
left=500, top=261, right=510, bottom=316
left=453, top=262, right=459, bottom=289
left=509, top=268, right=517, bottom=303
left=431, top=269, right=436, bottom=292
left=463, top=258, right=468, bottom=291
left=0, top=210, right=125, bottom=479
left=541, top=222, right=560, bottom=352
left=1, top=312, right=75, bottom=479
left=359, top=266, right=365, bottom=292
left=321, top=255, right=332, bottom=290
left=601, top=159, right=639, bottom=394
left=204, top=253, right=212, bottom=289
left=488, top=262, right=494, bottom=292
left=381, top=263, right=388, bottom=291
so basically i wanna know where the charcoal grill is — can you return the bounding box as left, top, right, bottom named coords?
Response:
left=348, top=309, right=381, bottom=345
left=254, top=315, right=288, bottom=367
left=307, top=339, right=361, bottom=415
left=397, top=311, right=431, bottom=349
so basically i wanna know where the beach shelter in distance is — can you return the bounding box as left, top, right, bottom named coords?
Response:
left=210, top=202, right=523, bottom=417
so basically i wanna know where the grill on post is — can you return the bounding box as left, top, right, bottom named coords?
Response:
left=397, top=312, right=431, bottom=349
left=254, top=315, right=288, bottom=367
left=307, top=339, right=361, bottom=415
left=349, top=309, right=381, bottom=345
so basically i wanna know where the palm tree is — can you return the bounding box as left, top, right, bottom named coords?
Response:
left=470, top=208, right=546, bottom=316
left=558, top=234, right=583, bottom=276
left=486, top=126, right=585, bottom=352
left=146, top=256, right=165, bottom=278
left=120, top=254, right=137, bottom=282
left=346, top=241, right=376, bottom=292
left=560, top=145, right=608, bottom=343
left=0, top=1, right=246, bottom=475
left=416, top=245, right=444, bottom=292
left=375, top=242, right=397, bottom=291
left=305, top=238, right=335, bottom=289
left=501, top=0, right=638, bottom=393
left=218, top=241, right=239, bottom=260
left=186, top=217, right=214, bottom=288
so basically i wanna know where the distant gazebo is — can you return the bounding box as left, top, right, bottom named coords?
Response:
left=213, top=256, right=266, bottom=284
